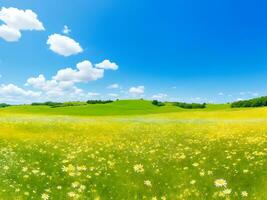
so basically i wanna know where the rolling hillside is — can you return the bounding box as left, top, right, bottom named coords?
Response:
left=0, top=100, right=231, bottom=116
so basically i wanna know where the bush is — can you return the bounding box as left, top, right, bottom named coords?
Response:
left=87, top=100, right=113, bottom=104
left=0, top=103, right=10, bottom=108
left=231, top=96, right=267, bottom=108
left=174, top=102, right=206, bottom=109
left=31, top=102, right=63, bottom=107
left=152, top=100, right=165, bottom=106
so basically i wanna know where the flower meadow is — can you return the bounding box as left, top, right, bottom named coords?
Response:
left=0, top=112, right=266, bottom=200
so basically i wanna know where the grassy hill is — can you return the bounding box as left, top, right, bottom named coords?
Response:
left=0, top=100, right=231, bottom=116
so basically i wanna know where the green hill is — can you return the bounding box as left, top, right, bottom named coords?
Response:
left=0, top=100, right=231, bottom=116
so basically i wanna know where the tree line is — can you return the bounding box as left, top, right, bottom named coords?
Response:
left=152, top=100, right=206, bottom=109
left=174, top=102, right=206, bottom=109
left=231, top=96, right=267, bottom=108
left=0, top=103, right=10, bottom=108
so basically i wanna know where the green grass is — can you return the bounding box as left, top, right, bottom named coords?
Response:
left=0, top=100, right=232, bottom=117
left=0, top=101, right=266, bottom=199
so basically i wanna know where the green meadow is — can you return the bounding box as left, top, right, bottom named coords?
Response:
left=0, top=100, right=266, bottom=199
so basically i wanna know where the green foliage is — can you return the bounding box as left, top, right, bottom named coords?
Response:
left=86, top=100, right=113, bottom=104
left=0, top=103, right=10, bottom=108
left=231, top=96, right=267, bottom=108
left=152, top=100, right=165, bottom=106
left=1, top=100, right=231, bottom=116
left=31, top=101, right=63, bottom=107
left=174, top=102, right=206, bottom=109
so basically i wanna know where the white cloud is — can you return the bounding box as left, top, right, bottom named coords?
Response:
left=2, top=58, right=118, bottom=103
left=26, top=73, right=85, bottom=99
left=0, top=7, right=44, bottom=42
left=107, top=83, right=120, bottom=89
left=53, top=60, right=104, bottom=83
left=129, top=86, right=145, bottom=96
left=62, top=25, right=71, bottom=35
left=95, top=59, right=118, bottom=70
left=0, top=84, right=41, bottom=98
left=47, top=34, right=83, bottom=56
left=218, top=92, right=224, bottom=96
left=24, top=59, right=117, bottom=102
left=0, top=25, right=21, bottom=42
left=152, top=93, right=167, bottom=100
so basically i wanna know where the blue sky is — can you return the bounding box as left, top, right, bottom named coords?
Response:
left=0, top=0, right=267, bottom=104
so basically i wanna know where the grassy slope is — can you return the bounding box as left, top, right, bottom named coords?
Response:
left=0, top=103, right=266, bottom=199
left=0, top=100, right=232, bottom=117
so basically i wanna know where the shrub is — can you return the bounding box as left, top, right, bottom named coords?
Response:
left=174, top=102, right=206, bottom=109
left=31, top=102, right=63, bottom=107
left=0, top=103, right=10, bottom=108
left=152, top=100, right=165, bottom=106
left=87, top=100, right=113, bottom=104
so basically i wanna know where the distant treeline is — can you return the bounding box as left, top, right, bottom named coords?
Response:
left=31, top=100, right=114, bottom=108
left=151, top=100, right=206, bottom=109
left=86, top=100, right=113, bottom=104
left=152, top=100, right=165, bottom=106
left=0, top=103, right=10, bottom=108
left=231, top=96, right=267, bottom=108
left=174, top=102, right=206, bottom=109
left=32, top=101, right=63, bottom=108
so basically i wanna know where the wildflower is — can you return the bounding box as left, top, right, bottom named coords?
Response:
left=144, top=180, right=152, bottom=187
left=241, top=191, right=248, bottom=197
left=190, top=180, right=196, bottom=185
left=72, top=181, right=80, bottom=188
left=199, top=171, right=205, bottom=176
left=192, top=163, right=199, bottom=167
left=41, top=193, right=49, bottom=200
left=207, top=170, right=213, bottom=175
left=22, top=167, right=28, bottom=172
left=223, top=189, right=231, bottom=195
left=68, top=192, right=76, bottom=198
left=214, top=179, right=227, bottom=187
left=133, top=164, right=144, bottom=173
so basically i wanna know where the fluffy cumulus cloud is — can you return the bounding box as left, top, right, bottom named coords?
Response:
left=26, top=73, right=84, bottom=96
left=53, top=60, right=104, bottom=83
left=1, top=58, right=119, bottom=103
left=0, top=7, right=44, bottom=42
left=47, top=34, right=83, bottom=56
left=129, top=86, right=145, bottom=96
left=0, top=84, right=41, bottom=103
left=152, top=93, right=168, bottom=100
left=23, top=59, right=118, bottom=102
left=95, top=60, right=118, bottom=70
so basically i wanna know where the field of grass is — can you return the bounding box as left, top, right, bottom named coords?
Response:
left=0, top=100, right=231, bottom=116
left=0, top=100, right=266, bottom=199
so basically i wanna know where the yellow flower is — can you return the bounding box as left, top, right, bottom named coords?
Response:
left=241, top=191, right=248, bottom=197
left=133, top=164, right=144, bottom=173
left=144, top=180, right=152, bottom=187
left=41, top=193, right=49, bottom=200
left=214, top=179, right=227, bottom=187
